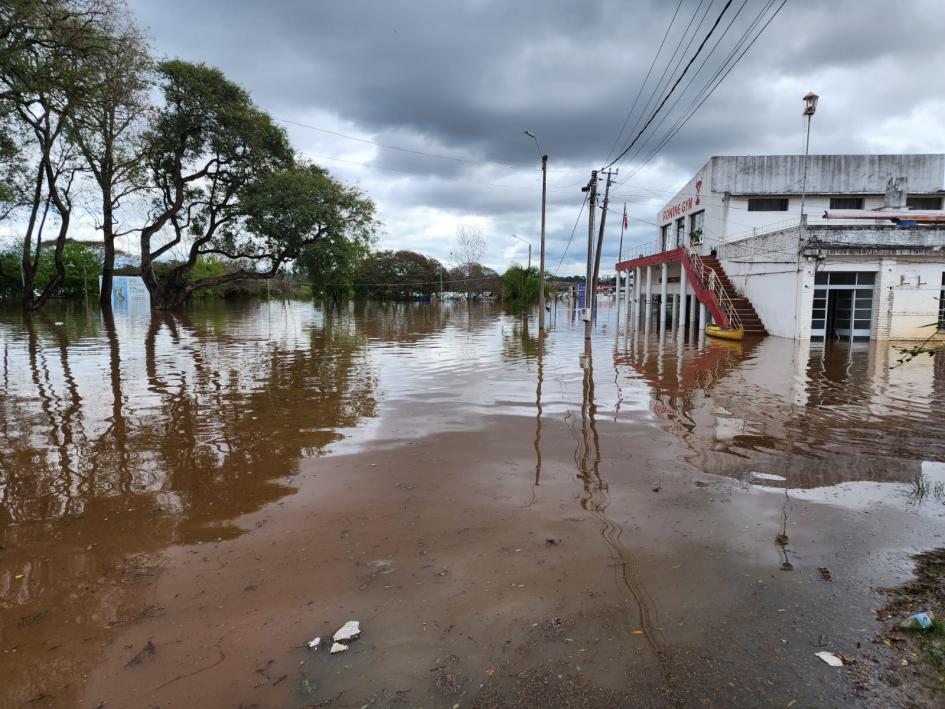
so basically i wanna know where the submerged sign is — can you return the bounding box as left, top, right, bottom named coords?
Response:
left=100, top=275, right=150, bottom=312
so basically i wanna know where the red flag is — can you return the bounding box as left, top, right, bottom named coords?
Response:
left=623, top=205, right=628, bottom=230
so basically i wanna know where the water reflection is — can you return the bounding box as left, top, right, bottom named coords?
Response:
left=0, top=302, right=377, bottom=706
left=615, top=332, right=943, bottom=488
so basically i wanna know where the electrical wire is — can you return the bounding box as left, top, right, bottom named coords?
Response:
left=603, top=0, right=735, bottom=170
left=618, top=0, right=789, bottom=185
left=603, top=0, right=685, bottom=164
left=554, top=193, right=589, bottom=275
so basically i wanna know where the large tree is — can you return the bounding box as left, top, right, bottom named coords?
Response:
left=0, top=0, right=109, bottom=309
left=354, top=250, right=445, bottom=299
left=69, top=5, right=151, bottom=312
left=139, top=60, right=374, bottom=309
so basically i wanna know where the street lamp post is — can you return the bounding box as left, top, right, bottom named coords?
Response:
left=510, top=233, right=531, bottom=269
left=799, top=92, right=818, bottom=228
left=524, top=131, right=547, bottom=331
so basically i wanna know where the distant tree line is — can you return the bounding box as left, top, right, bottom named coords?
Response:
left=0, top=0, right=376, bottom=312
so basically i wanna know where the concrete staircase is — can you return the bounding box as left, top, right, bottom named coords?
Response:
left=699, top=256, right=768, bottom=336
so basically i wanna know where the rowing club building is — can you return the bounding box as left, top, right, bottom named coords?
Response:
left=616, top=153, right=945, bottom=341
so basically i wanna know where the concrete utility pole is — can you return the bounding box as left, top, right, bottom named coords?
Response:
left=590, top=169, right=616, bottom=324
left=525, top=131, right=548, bottom=332
left=582, top=170, right=598, bottom=340
left=539, top=153, right=548, bottom=331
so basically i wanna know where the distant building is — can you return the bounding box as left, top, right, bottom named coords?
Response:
left=618, top=153, right=945, bottom=341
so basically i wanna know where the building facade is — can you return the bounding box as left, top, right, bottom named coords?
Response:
left=652, top=154, right=945, bottom=340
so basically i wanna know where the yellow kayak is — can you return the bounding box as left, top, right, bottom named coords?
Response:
left=705, top=324, right=744, bottom=341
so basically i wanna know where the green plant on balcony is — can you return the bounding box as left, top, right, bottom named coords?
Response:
left=689, top=228, right=704, bottom=246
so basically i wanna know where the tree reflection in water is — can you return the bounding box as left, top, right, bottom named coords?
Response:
left=0, top=302, right=376, bottom=707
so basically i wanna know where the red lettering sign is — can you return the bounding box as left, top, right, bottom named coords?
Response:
left=661, top=196, right=694, bottom=223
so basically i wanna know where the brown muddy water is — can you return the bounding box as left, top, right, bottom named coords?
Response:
left=1, top=299, right=944, bottom=708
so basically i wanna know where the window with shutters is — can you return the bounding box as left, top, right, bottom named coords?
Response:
left=829, top=197, right=863, bottom=209
left=747, top=197, right=788, bottom=211
left=906, top=195, right=942, bottom=210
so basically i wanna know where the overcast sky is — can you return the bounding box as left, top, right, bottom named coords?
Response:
left=126, top=0, right=945, bottom=276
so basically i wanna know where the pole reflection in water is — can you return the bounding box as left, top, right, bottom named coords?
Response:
left=572, top=340, right=666, bottom=666
left=533, top=332, right=544, bottom=491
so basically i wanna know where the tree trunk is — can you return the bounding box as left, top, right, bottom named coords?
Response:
left=99, top=197, right=114, bottom=312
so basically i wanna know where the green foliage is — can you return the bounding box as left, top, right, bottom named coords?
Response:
left=502, top=264, right=541, bottom=305
left=448, top=262, right=501, bottom=298
left=298, top=226, right=372, bottom=302
left=141, top=63, right=377, bottom=307
left=0, top=240, right=102, bottom=298
left=187, top=256, right=230, bottom=299
left=353, top=250, right=445, bottom=299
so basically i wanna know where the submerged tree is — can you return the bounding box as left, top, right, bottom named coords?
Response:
left=353, top=250, right=445, bottom=299
left=138, top=61, right=374, bottom=308
left=298, top=221, right=373, bottom=302
left=502, top=264, right=541, bottom=305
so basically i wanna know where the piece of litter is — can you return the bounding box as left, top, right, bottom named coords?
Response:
left=330, top=642, right=348, bottom=654
left=307, top=637, right=321, bottom=649
left=900, top=611, right=934, bottom=630
left=54, top=321, right=64, bottom=326
left=631, top=629, right=644, bottom=635
left=815, top=651, right=844, bottom=667
left=333, top=620, right=360, bottom=642
left=750, top=471, right=787, bottom=482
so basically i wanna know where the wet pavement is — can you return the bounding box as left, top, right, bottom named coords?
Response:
left=1, top=299, right=944, bottom=707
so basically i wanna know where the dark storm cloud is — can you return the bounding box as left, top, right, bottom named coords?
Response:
left=128, top=0, right=945, bottom=273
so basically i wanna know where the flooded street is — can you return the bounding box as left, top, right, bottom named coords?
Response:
left=2, top=300, right=944, bottom=708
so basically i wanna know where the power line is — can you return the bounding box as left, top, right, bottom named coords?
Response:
left=619, top=0, right=712, bottom=162
left=618, top=0, right=789, bottom=186
left=611, top=0, right=752, bottom=173
left=603, top=0, right=685, bottom=164
left=554, top=193, right=589, bottom=274
left=603, top=0, right=734, bottom=170
left=298, top=149, right=579, bottom=196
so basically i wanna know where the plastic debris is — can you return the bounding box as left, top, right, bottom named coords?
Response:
left=751, top=471, right=787, bottom=482
left=333, top=620, right=360, bottom=642
left=307, top=636, right=321, bottom=650
left=330, top=642, right=348, bottom=654
left=900, top=611, right=935, bottom=630
left=815, top=651, right=844, bottom=667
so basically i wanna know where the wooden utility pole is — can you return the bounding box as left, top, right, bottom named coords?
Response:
left=582, top=170, right=598, bottom=340
left=538, top=154, right=548, bottom=332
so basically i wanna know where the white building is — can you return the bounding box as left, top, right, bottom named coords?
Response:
left=617, top=153, right=945, bottom=341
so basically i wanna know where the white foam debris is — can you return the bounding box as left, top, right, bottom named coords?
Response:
left=307, top=636, right=320, bottom=649
left=815, top=651, right=844, bottom=667
left=333, top=620, right=360, bottom=642
left=330, top=642, right=348, bottom=654
left=751, top=471, right=787, bottom=482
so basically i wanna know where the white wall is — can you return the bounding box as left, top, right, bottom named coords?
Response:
left=887, top=262, right=945, bottom=339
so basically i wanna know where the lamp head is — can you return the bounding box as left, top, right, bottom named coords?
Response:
left=802, top=91, right=819, bottom=116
